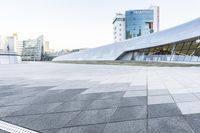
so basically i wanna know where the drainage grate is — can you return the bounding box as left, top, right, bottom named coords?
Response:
left=0, top=120, right=38, bottom=133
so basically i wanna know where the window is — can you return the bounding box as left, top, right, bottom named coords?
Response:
left=182, top=42, right=191, bottom=50
left=190, top=41, right=198, bottom=50
left=119, top=24, right=122, bottom=27
left=175, top=43, right=184, bottom=54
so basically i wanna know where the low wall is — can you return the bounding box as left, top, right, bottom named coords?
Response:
left=0, top=53, right=22, bottom=64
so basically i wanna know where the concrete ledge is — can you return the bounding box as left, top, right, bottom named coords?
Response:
left=53, top=60, right=200, bottom=67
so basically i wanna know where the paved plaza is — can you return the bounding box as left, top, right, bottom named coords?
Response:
left=1, top=62, right=200, bottom=133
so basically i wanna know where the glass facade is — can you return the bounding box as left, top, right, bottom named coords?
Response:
left=126, top=10, right=154, bottom=39
left=118, top=37, right=200, bottom=62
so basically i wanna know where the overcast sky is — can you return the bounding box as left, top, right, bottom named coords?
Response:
left=0, top=0, right=200, bottom=50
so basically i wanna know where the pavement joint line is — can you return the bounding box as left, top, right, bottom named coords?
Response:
left=62, top=118, right=148, bottom=129
left=0, top=120, right=39, bottom=133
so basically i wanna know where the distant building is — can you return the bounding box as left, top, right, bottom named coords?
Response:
left=149, top=6, right=159, bottom=33
left=0, top=34, right=21, bottom=64
left=13, top=33, right=23, bottom=55
left=113, top=13, right=126, bottom=42
left=113, top=6, right=160, bottom=42
left=22, top=35, right=44, bottom=61
left=44, top=41, right=50, bottom=51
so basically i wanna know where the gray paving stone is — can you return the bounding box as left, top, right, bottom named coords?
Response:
left=110, top=106, right=147, bottom=122
left=103, top=120, right=147, bottom=133
left=33, top=96, right=66, bottom=104
left=0, top=129, right=9, bottom=133
left=43, top=124, right=106, bottom=133
left=148, top=116, right=194, bottom=133
left=37, top=89, right=85, bottom=101
left=10, top=96, right=41, bottom=105
left=26, top=112, right=80, bottom=130
left=172, top=93, right=199, bottom=103
left=0, top=105, right=25, bottom=117
left=0, top=115, right=41, bottom=127
left=0, top=92, right=16, bottom=98
left=50, top=101, right=92, bottom=113
left=70, top=93, right=102, bottom=101
left=148, top=103, right=182, bottom=118
left=41, top=129, right=59, bottom=133
left=185, top=113, right=200, bottom=133
left=119, top=96, right=147, bottom=107
left=10, top=103, right=61, bottom=116
left=67, top=108, right=116, bottom=127
left=0, top=97, right=23, bottom=107
left=128, top=86, right=146, bottom=91
left=123, top=90, right=147, bottom=97
left=148, top=95, right=174, bottom=105
left=98, top=92, right=125, bottom=100
left=148, top=89, right=170, bottom=96
left=88, top=98, right=121, bottom=110
left=11, top=89, right=82, bottom=105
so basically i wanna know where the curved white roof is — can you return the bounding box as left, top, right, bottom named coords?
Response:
left=53, top=18, right=200, bottom=61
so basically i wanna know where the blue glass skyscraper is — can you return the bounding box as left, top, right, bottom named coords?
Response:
left=125, top=10, right=154, bottom=39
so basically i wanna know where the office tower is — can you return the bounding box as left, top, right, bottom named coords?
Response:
left=113, top=6, right=159, bottom=41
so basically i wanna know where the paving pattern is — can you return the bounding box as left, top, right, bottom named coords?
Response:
left=0, top=62, right=200, bottom=133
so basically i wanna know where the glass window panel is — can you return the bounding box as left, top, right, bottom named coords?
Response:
left=182, top=42, right=191, bottom=50
left=194, top=48, right=200, bottom=56
left=144, top=48, right=149, bottom=55
left=163, top=45, right=169, bottom=51
left=180, top=49, right=188, bottom=55
left=175, top=43, right=184, bottom=54
left=178, top=55, right=185, bottom=61
left=190, top=41, right=198, bottom=50
left=191, top=56, right=199, bottom=62
left=149, top=48, right=155, bottom=54
left=184, top=56, right=191, bottom=62
left=169, top=44, right=174, bottom=50
left=187, top=50, right=195, bottom=56
left=163, top=44, right=173, bottom=55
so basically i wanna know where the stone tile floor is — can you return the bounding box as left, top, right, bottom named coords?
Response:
left=0, top=62, right=200, bottom=132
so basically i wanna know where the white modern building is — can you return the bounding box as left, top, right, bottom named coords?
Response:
left=113, top=13, right=126, bottom=42
left=22, top=35, right=44, bottom=61
left=53, top=17, right=200, bottom=63
left=0, top=34, right=21, bottom=64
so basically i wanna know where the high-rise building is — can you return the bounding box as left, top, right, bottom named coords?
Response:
left=126, top=9, right=154, bottom=39
left=22, top=35, right=44, bottom=61
left=113, top=6, right=159, bottom=42
left=113, top=13, right=126, bottom=42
